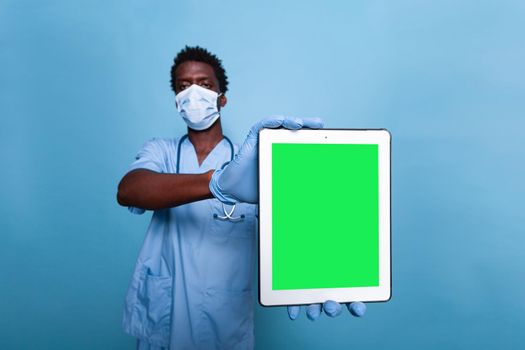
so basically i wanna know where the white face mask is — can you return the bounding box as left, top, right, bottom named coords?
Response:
left=175, top=84, right=221, bottom=131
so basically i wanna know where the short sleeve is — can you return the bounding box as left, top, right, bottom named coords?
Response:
left=127, top=138, right=169, bottom=215
left=128, top=138, right=167, bottom=173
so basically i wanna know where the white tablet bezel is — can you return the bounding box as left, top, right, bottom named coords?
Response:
left=258, top=128, right=391, bottom=306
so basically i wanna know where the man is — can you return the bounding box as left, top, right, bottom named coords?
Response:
left=117, top=46, right=364, bottom=350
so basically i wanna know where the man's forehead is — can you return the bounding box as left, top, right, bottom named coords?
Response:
left=176, top=61, right=216, bottom=79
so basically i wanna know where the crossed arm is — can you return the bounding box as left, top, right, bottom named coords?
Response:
left=116, top=169, right=214, bottom=210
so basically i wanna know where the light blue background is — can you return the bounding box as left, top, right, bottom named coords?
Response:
left=1, top=0, right=524, bottom=349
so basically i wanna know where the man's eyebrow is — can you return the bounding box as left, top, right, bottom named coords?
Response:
left=177, top=74, right=214, bottom=81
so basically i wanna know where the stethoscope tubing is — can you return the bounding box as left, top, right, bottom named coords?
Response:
left=176, top=135, right=243, bottom=221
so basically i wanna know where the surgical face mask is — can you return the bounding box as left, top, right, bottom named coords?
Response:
left=175, top=84, right=221, bottom=131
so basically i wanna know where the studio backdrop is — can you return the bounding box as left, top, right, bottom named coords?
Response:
left=1, top=1, right=524, bottom=349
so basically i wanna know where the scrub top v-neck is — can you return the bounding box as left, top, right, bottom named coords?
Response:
left=176, top=134, right=234, bottom=172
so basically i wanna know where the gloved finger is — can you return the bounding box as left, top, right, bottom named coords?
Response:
left=306, top=304, right=322, bottom=321
left=252, top=115, right=284, bottom=134
left=259, top=116, right=285, bottom=130
left=248, top=117, right=285, bottom=139
left=347, top=302, right=366, bottom=317
left=323, top=300, right=343, bottom=317
left=246, top=116, right=285, bottom=141
left=282, top=117, right=303, bottom=130
left=301, top=117, right=324, bottom=129
left=287, top=305, right=301, bottom=320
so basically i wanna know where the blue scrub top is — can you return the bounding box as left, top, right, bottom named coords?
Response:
left=122, top=137, right=257, bottom=350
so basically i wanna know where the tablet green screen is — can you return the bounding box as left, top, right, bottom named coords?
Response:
left=272, top=143, right=379, bottom=290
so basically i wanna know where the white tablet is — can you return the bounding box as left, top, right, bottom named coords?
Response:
left=258, top=128, right=391, bottom=306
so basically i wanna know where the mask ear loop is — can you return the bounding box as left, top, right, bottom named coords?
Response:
left=216, top=92, right=223, bottom=112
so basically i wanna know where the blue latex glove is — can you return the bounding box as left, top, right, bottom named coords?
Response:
left=287, top=301, right=366, bottom=321
left=209, top=116, right=324, bottom=204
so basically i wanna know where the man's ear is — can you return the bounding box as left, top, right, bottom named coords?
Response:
left=219, top=94, right=227, bottom=108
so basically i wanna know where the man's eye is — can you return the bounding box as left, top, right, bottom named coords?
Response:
left=201, top=82, right=211, bottom=88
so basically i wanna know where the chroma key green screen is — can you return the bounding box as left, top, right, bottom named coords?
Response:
left=271, top=143, right=380, bottom=290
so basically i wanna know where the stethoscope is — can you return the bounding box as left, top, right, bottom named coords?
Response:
left=176, top=135, right=244, bottom=222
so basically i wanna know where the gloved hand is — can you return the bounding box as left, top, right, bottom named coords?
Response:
left=287, top=301, right=366, bottom=321
left=209, top=116, right=324, bottom=204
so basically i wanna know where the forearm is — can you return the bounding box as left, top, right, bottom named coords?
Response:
left=117, top=169, right=214, bottom=210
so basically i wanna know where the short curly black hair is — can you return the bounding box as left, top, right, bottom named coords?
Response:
left=170, top=46, right=229, bottom=94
